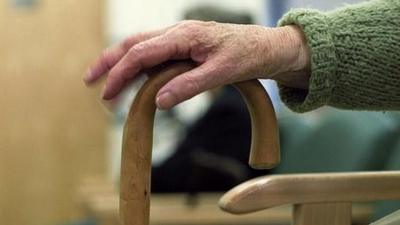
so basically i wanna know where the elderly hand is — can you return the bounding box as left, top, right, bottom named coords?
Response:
left=84, top=20, right=310, bottom=109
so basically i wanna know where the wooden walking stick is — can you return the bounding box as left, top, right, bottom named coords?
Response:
left=120, top=60, right=280, bottom=225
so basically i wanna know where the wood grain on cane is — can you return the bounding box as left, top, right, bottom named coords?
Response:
left=120, top=61, right=280, bottom=225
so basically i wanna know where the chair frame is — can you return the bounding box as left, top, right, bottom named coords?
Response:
left=220, top=171, right=400, bottom=225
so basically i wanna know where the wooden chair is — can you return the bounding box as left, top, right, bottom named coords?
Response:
left=219, top=171, right=400, bottom=225
left=119, top=61, right=400, bottom=225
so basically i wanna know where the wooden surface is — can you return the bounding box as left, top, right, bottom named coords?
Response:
left=293, top=203, right=352, bottom=225
left=0, top=1, right=107, bottom=225
left=120, top=61, right=280, bottom=225
left=233, top=81, right=280, bottom=169
left=120, top=62, right=196, bottom=225
left=220, top=171, right=400, bottom=214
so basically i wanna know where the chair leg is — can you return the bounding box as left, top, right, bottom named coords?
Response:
left=293, top=202, right=352, bottom=225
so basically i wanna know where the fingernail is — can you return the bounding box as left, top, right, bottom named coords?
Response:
left=156, top=92, right=176, bottom=109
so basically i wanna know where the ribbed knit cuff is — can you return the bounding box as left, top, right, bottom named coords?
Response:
left=277, top=9, right=338, bottom=113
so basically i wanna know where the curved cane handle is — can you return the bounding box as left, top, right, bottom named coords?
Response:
left=120, top=61, right=280, bottom=225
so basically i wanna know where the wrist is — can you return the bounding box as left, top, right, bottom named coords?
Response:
left=282, top=25, right=310, bottom=72
left=271, top=25, right=311, bottom=89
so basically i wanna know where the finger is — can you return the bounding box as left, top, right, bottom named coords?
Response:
left=102, top=35, right=190, bottom=100
left=84, top=29, right=166, bottom=84
left=155, top=61, right=227, bottom=109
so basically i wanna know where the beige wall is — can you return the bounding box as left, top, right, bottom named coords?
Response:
left=0, top=1, right=108, bottom=225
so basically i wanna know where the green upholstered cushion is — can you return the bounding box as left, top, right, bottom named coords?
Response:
left=274, top=110, right=395, bottom=174
left=373, top=138, right=400, bottom=220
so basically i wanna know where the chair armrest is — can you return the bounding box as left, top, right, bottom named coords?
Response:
left=219, top=171, right=400, bottom=214
left=371, top=209, right=400, bottom=225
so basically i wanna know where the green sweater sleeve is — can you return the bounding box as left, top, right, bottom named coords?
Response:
left=277, top=0, right=400, bottom=113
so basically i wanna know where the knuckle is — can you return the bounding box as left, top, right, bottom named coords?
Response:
left=133, top=40, right=153, bottom=53
left=171, top=22, right=203, bottom=47
left=121, top=37, right=135, bottom=51
left=177, top=20, right=199, bottom=33
left=127, top=45, right=143, bottom=59
left=127, top=41, right=154, bottom=65
left=177, top=20, right=194, bottom=27
left=122, top=47, right=144, bottom=75
left=181, top=74, right=201, bottom=96
left=121, top=33, right=148, bottom=50
left=99, top=49, right=113, bottom=70
left=176, top=21, right=217, bottom=47
left=203, top=20, right=218, bottom=27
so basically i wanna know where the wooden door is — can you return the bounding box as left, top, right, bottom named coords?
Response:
left=0, top=1, right=108, bottom=225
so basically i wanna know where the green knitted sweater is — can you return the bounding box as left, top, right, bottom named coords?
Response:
left=277, top=0, right=400, bottom=113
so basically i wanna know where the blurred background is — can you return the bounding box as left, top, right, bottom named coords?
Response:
left=1, top=0, right=399, bottom=225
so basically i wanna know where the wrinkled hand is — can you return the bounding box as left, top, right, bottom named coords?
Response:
left=84, top=20, right=310, bottom=109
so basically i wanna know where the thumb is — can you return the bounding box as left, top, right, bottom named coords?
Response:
left=156, top=62, right=223, bottom=109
